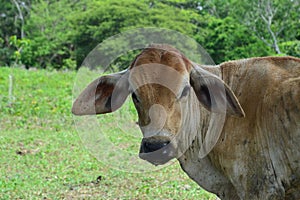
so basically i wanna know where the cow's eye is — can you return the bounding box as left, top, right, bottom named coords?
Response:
left=132, top=92, right=140, bottom=103
left=180, top=86, right=190, bottom=99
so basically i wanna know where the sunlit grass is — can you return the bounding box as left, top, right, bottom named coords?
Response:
left=0, top=67, right=216, bottom=199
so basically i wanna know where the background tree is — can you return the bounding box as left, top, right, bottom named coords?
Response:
left=71, top=0, right=203, bottom=67
left=0, top=0, right=299, bottom=69
left=0, top=0, right=31, bottom=66
left=23, top=0, right=84, bottom=69
left=232, top=0, right=300, bottom=55
left=200, top=16, right=272, bottom=64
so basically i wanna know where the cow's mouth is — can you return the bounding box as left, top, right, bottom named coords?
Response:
left=138, top=136, right=176, bottom=165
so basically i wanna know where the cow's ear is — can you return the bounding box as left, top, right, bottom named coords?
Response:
left=190, top=67, right=245, bottom=117
left=72, top=70, right=130, bottom=115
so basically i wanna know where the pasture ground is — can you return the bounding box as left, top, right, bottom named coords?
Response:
left=0, top=67, right=216, bottom=199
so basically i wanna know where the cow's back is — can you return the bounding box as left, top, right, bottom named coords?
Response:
left=211, top=56, right=300, bottom=199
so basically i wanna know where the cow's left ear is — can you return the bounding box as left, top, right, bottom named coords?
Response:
left=72, top=70, right=130, bottom=115
left=190, top=67, right=245, bottom=117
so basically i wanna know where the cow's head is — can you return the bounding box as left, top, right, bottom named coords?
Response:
left=72, top=44, right=245, bottom=165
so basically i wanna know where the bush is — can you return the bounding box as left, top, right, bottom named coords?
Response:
left=200, top=17, right=272, bottom=64
left=280, top=41, right=300, bottom=57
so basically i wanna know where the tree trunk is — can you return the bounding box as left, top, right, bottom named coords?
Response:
left=11, top=0, right=25, bottom=39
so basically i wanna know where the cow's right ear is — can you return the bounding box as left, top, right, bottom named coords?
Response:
left=190, top=66, right=245, bottom=117
left=72, top=70, right=130, bottom=115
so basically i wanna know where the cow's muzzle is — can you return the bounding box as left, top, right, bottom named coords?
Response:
left=139, top=136, right=175, bottom=165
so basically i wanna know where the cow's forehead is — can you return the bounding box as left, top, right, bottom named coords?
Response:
left=128, top=46, right=191, bottom=96
left=129, top=63, right=188, bottom=96
left=130, top=45, right=191, bottom=73
left=128, top=45, right=191, bottom=97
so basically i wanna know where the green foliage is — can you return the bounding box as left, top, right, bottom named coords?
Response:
left=23, top=0, right=80, bottom=69
left=280, top=41, right=300, bottom=57
left=71, top=0, right=201, bottom=66
left=0, top=0, right=31, bottom=66
left=201, top=17, right=272, bottom=64
left=0, top=36, right=12, bottom=67
left=0, top=0, right=299, bottom=69
left=231, top=0, right=300, bottom=54
left=9, top=35, right=31, bottom=66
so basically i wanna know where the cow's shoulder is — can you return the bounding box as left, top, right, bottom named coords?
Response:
left=220, top=56, right=300, bottom=79
left=217, top=56, right=300, bottom=139
left=219, top=56, right=300, bottom=99
left=212, top=57, right=300, bottom=198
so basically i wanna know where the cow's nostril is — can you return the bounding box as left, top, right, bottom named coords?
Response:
left=141, top=138, right=170, bottom=153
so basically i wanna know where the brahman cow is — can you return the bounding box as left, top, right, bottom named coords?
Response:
left=72, top=44, right=300, bottom=200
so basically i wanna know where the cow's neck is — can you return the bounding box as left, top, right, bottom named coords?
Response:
left=178, top=64, right=222, bottom=154
left=177, top=64, right=222, bottom=151
left=177, top=65, right=239, bottom=199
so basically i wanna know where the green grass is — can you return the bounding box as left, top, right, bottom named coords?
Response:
left=0, top=67, right=216, bottom=199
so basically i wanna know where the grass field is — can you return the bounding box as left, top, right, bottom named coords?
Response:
left=0, top=67, right=216, bottom=199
